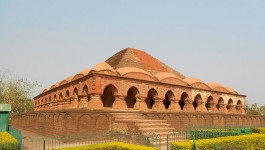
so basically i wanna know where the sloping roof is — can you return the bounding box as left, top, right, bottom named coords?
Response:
left=105, top=48, right=186, bottom=79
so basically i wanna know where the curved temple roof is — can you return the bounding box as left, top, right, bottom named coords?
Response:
left=38, top=48, right=240, bottom=96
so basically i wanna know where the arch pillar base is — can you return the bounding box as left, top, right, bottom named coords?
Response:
left=183, top=99, right=195, bottom=112
left=87, top=94, right=103, bottom=109
left=196, top=102, right=207, bottom=112
left=134, top=97, right=148, bottom=110
left=168, top=100, right=181, bottom=111
left=113, top=96, right=127, bottom=109
left=79, top=96, right=88, bottom=108
left=153, top=98, right=164, bottom=111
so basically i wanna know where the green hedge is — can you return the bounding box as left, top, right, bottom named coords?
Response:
left=0, top=132, right=19, bottom=150
left=171, top=134, right=265, bottom=150
left=252, top=128, right=265, bottom=134
left=53, top=142, right=158, bottom=150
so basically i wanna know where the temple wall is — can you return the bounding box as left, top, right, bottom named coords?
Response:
left=11, top=110, right=265, bottom=137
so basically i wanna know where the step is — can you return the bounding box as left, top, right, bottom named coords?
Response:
left=139, top=127, right=175, bottom=133
left=136, top=123, right=171, bottom=127
left=115, top=119, right=167, bottom=123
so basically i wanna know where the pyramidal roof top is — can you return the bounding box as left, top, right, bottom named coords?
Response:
left=105, top=48, right=186, bottom=79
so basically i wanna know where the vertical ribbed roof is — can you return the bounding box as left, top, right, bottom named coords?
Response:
left=105, top=48, right=186, bottom=79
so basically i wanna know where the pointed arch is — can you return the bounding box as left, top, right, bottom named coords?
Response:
left=65, top=90, right=70, bottom=100
left=205, top=96, right=214, bottom=110
left=193, top=94, right=202, bottom=110
left=164, top=90, right=174, bottom=109
left=236, top=100, right=242, bottom=109
left=125, top=86, right=139, bottom=108
left=101, top=84, right=118, bottom=107
left=59, top=93, right=63, bottom=101
left=179, top=92, right=189, bottom=110
left=145, top=88, right=157, bottom=109
left=73, top=88, right=78, bottom=98
left=54, top=94, right=57, bottom=102
left=217, top=97, right=224, bottom=109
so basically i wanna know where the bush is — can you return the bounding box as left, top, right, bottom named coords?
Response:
left=0, top=132, right=18, bottom=150
left=252, top=128, right=265, bottom=134
left=53, top=142, right=158, bottom=150
left=171, top=134, right=265, bottom=150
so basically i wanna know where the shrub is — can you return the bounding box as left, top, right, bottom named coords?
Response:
left=252, top=128, right=265, bottom=134
left=171, top=134, right=265, bottom=150
left=53, top=142, right=158, bottom=150
left=0, top=132, right=18, bottom=150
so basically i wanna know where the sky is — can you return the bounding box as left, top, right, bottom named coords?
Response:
left=0, top=0, right=265, bottom=105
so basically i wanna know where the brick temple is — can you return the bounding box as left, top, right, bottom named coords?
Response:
left=34, top=48, right=245, bottom=114
left=12, top=48, right=264, bottom=139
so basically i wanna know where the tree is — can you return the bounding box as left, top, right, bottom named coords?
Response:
left=245, top=101, right=265, bottom=116
left=0, top=71, right=39, bottom=115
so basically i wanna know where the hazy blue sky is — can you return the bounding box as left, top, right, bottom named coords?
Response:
left=1, top=0, right=265, bottom=105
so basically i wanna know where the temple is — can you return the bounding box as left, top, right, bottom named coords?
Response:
left=34, top=48, right=245, bottom=114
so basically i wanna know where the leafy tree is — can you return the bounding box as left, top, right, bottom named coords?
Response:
left=0, top=71, right=39, bottom=115
left=245, top=102, right=265, bottom=116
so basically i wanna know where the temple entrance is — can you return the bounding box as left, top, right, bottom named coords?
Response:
left=217, top=97, right=224, bottom=109
left=145, top=88, right=157, bottom=109
left=101, top=85, right=117, bottom=107
left=125, top=87, right=139, bottom=108
left=179, top=92, right=188, bottom=110
left=163, top=91, right=174, bottom=109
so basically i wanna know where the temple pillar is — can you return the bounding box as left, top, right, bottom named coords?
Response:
left=134, top=97, right=148, bottom=110
left=112, top=95, right=127, bottom=109
left=218, top=104, right=228, bottom=113
left=70, top=97, right=79, bottom=109
left=153, top=98, right=164, bottom=111
left=168, top=99, right=181, bottom=111
left=236, top=105, right=245, bottom=114
left=227, top=104, right=236, bottom=113
left=183, top=98, right=195, bottom=112
left=87, top=94, right=103, bottom=109
left=196, top=100, right=207, bottom=112
left=207, top=102, right=216, bottom=113
left=79, top=96, right=88, bottom=109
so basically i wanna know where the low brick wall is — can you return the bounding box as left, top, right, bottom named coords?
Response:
left=11, top=110, right=265, bottom=136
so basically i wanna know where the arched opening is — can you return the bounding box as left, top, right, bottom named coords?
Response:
left=65, top=90, right=70, bottom=101
left=73, top=88, right=79, bottom=101
left=179, top=92, right=189, bottom=110
left=205, top=96, right=214, bottom=110
left=236, top=100, right=242, bottom=109
left=217, top=97, right=224, bottom=109
left=49, top=96, right=51, bottom=102
left=82, top=85, right=89, bottom=100
left=164, top=90, right=174, bottom=109
left=193, top=94, right=202, bottom=110
left=125, top=87, right=139, bottom=108
left=59, top=93, right=63, bottom=101
left=54, top=94, right=57, bottom=102
left=101, top=84, right=117, bottom=107
left=227, top=99, right=233, bottom=109
left=145, top=88, right=157, bottom=109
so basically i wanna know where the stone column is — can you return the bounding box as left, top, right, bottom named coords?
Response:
left=79, top=96, right=88, bottom=109
left=218, top=103, right=228, bottom=113
left=112, top=95, right=127, bottom=109
left=153, top=98, right=165, bottom=111
left=71, top=97, right=79, bottom=109
left=196, top=100, right=207, bottom=112
left=134, top=97, right=148, bottom=110
left=236, top=105, right=245, bottom=114
left=207, top=102, right=216, bottom=113
left=227, top=104, right=236, bottom=113
left=87, top=94, right=103, bottom=109
left=183, top=98, right=195, bottom=112
left=168, top=98, right=181, bottom=111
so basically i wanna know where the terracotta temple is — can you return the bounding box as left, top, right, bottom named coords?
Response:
left=34, top=48, right=245, bottom=114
